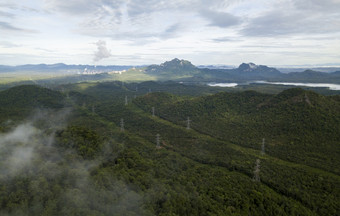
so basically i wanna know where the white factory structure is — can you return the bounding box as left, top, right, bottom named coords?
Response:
left=77, top=67, right=127, bottom=75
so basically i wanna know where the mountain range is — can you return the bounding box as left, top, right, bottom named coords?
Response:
left=1, top=59, right=340, bottom=84
left=145, top=59, right=340, bottom=83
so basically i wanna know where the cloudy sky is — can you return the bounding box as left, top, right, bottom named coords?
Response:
left=0, top=0, right=340, bottom=66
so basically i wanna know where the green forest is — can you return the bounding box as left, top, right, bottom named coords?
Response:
left=0, top=81, right=339, bottom=215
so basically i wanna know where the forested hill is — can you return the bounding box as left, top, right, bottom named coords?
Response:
left=0, top=85, right=65, bottom=122
left=0, top=82, right=339, bottom=215
left=135, top=88, right=340, bottom=174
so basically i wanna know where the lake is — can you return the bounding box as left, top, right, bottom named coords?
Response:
left=208, top=81, right=340, bottom=91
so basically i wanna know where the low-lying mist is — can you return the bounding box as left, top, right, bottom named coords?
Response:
left=0, top=108, right=147, bottom=216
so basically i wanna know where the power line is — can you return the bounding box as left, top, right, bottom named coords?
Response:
left=120, top=118, right=125, bottom=132
left=261, top=138, right=265, bottom=155
left=186, top=117, right=191, bottom=130
left=156, top=134, right=160, bottom=149
left=253, top=159, right=261, bottom=182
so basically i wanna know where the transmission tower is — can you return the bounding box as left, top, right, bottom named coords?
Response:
left=92, top=105, right=95, bottom=114
left=156, top=134, right=160, bottom=148
left=186, top=117, right=191, bottom=130
left=152, top=107, right=155, bottom=117
left=261, top=138, right=265, bottom=155
left=135, top=86, right=138, bottom=92
left=253, top=159, right=261, bottom=182
left=120, top=118, right=124, bottom=132
left=149, top=88, right=151, bottom=93
left=125, top=96, right=128, bottom=105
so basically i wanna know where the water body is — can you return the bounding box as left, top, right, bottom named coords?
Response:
left=207, top=83, right=238, bottom=87
left=208, top=82, right=340, bottom=91
left=253, top=81, right=340, bottom=90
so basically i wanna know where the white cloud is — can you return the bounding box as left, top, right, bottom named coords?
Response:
left=0, top=0, right=339, bottom=66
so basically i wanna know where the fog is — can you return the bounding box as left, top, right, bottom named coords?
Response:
left=0, top=109, right=147, bottom=215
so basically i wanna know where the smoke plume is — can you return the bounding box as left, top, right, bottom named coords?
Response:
left=93, top=40, right=112, bottom=62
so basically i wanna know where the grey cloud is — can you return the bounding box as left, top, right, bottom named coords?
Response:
left=164, top=23, right=181, bottom=34
left=35, top=47, right=55, bottom=52
left=0, top=41, right=21, bottom=48
left=293, top=0, right=340, bottom=13
left=200, top=9, right=241, bottom=28
left=47, top=0, right=242, bottom=39
left=0, top=10, right=14, bottom=17
left=212, top=37, right=241, bottom=42
left=241, top=10, right=340, bottom=37
left=111, top=23, right=184, bottom=45
left=240, top=0, right=340, bottom=37
left=0, top=2, right=17, bottom=10
left=159, top=23, right=183, bottom=39
left=125, top=0, right=243, bottom=31
left=44, top=0, right=124, bottom=28
left=44, top=0, right=124, bottom=16
left=78, top=22, right=175, bottom=44
left=93, top=40, right=112, bottom=62
left=0, top=21, right=37, bottom=33
left=126, top=0, right=240, bottom=18
left=0, top=2, right=39, bottom=15
left=126, top=0, right=182, bottom=18
left=45, top=0, right=101, bottom=14
left=0, top=21, right=24, bottom=31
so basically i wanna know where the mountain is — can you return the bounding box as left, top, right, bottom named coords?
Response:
left=230, top=62, right=282, bottom=78
left=199, top=63, right=340, bottom=83
left=238, top=62, right=258, bottom=71
left=145, top=58, right=201, bottom=78
left=196, top=62, right=283, bottom=82
left=144, top=60, right=285, bottom=82
left=278, top=67, right=340, bottom=73
left=271, top=69, right=340, bottom=83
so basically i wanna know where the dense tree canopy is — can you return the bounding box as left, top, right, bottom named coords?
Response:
left=0, top=82, right=339, bottom=215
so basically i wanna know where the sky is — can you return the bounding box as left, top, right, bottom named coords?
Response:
left=0, top=0, right=340, bottom=66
